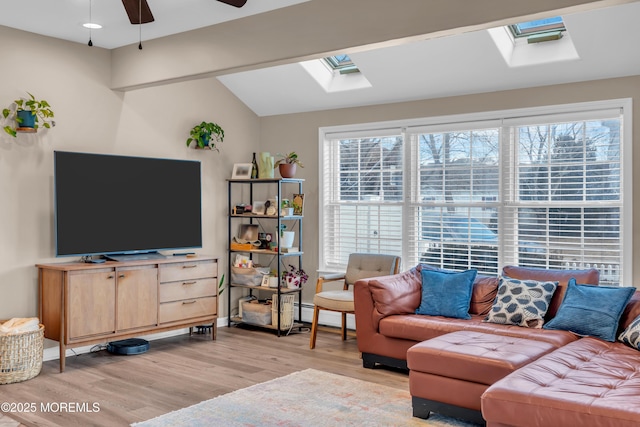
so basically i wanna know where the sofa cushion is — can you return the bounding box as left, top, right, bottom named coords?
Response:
left=379, top=313, right=578, bottom=349
left=416, top=268, right=477, bottom=319
left=368, top=269, right=422, bottom=329
left=469, top=275, right=499, bottom=316
left=619, top=290, right=640, bottom=332
left=408, top=331, right=557, bottom=386
left=543, top=279, right=635, bottom=342
left=618, top=314, right=640, bottom=350
left=485, top=277, right=558, bottom=328
left=501, top=265, right=599, bottom=320
left=482, top=338, right=640, bottom=427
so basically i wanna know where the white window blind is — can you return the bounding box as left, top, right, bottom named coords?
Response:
left=320, top=101, right=628, bottom=284
left=503, top=116, right=623, bottom=284
left=321, top=132, right=403, bottom=270
left=407, top=126, right=501, bottom=275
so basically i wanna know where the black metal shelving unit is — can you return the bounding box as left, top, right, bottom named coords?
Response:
left=226, top=178, right=304, bottom=336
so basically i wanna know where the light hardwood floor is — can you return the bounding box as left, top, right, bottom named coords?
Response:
left=0, top=325, right=409, bottom=427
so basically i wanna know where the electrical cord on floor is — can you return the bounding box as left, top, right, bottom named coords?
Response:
left=90, top=344, right=107, bottom=353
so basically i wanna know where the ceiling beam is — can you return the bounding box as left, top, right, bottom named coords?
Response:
left=111, top=0, right=640, bottom=90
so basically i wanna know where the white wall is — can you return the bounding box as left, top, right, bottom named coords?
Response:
left=0, top=27, right=260, bottom=322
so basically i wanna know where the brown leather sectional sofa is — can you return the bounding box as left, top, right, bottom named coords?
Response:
left=353, top=264, right=640, bottom=426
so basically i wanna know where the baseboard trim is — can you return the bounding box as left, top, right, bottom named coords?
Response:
left=43, top=304, right=353, bottom=362
left=43, top=317, right=229, bottom=362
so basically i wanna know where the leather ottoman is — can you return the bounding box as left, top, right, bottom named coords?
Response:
left=407, top=331, right=557, bottom=424
left=481, top=337, right=640, bottom=427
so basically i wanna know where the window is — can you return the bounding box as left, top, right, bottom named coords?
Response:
left=321, top=131, right=403, bottom=269
left=324, top=54, right=360, bottom=74
left=509, top=17, right=565, bottom=37
left=320, top=101, right=630, bottom=285
left=509, top=16, right=566, bottom=43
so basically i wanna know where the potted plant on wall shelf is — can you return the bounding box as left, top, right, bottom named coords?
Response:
left=186, top=121, right=225, bottom=151
left=274, top=151, right=304, bottom=178
left=2, top=92, right=55, bottom=137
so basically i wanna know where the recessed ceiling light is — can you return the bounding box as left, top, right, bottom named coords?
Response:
left=83, top=23, right=102, bottom=29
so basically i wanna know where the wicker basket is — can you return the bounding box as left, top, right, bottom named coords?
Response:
left=0, top=323, right=44, bottom=384
left=272, top=294, right=295, bottom=330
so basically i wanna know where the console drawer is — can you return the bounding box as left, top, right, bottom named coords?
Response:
left=159, top=278, right=216, bottom=303
left=159, top=296, right=217, bottom=324
left=159, top=260, right=217, bottom=283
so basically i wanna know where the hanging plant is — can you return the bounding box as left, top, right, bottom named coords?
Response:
left=186, top=121, right=225, bottom=151
left=2, top=92, right=55, bottom=137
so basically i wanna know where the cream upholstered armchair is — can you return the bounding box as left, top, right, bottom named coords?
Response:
left=309, top=253, right=401, bottom=349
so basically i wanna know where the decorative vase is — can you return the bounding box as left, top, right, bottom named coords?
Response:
left=258, top=152, right=274, bottom=178
left=279, top=163, right=297, bottom=178
left=286, top=275, right=301, bottom=289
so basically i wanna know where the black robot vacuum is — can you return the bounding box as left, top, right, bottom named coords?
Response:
left=106, top=338, right=150, bottom=355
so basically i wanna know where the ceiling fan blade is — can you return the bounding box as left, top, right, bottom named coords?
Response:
left=122, top=0, right=155, bottom=24
left=217, top=0, right=248, bottom=7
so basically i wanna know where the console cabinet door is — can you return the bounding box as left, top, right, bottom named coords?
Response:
left=68, top=269, right=116, bottom=339
left=116, top=266, right=158, bottom=331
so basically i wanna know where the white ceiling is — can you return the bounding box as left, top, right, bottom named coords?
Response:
left=1, top=1, right=640, bottom=117
left=0, top=0, right=308, bottom=49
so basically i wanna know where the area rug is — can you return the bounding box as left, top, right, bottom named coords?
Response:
left=132, top=368, right=479, bottom=427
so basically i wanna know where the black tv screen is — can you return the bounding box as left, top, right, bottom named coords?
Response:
left=54, top=151, right=202, bottom=258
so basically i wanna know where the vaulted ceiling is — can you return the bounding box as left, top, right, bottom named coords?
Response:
left=2, top=0, right=639, bottom=116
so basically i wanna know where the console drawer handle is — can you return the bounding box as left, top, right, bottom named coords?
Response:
left=183, top=265, right=198, bottom=269
left=182, top=300, right=197, bottom=305
left=182, top=281, right=197, bottom=285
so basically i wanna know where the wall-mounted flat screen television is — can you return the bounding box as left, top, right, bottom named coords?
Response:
left=54, top=151, right=202, bottom=260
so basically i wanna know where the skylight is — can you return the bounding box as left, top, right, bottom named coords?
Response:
left=324, top=54, right=360, bottom=74
left=509, top=16, right=566, bottom=43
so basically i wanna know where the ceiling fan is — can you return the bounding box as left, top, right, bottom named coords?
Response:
left=121, top=0, right=248, bottom=25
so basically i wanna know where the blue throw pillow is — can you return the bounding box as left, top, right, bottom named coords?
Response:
left=543, top=278, right=635, bottom=342
left=416, top=269, right=477, bottom=319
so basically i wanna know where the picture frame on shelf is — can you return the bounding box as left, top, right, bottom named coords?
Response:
left=292, top=193, right=304, bottom=216
left=251, top=201, right=266, bottom=215
left=264, top=199, right=278, bottom=216
left=261, top=274, right=270, bottom=287
left=258, top=232, right=273, bottom=249
left=231, top=163, right=252, bottom=179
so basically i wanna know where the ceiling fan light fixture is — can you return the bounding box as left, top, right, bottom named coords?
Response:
left=83, top=23, right=102, bottom=29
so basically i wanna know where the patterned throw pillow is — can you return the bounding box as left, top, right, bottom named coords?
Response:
left=484, top=277, right=558, bottom=328
left=618, top=315, right=640, bottom=350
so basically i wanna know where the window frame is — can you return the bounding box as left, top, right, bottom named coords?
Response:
left=324, top=54, right=360, bottom=75
left=319, top=99, right=632, bottom=284
left=508, top=17, right=566, bottom=38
